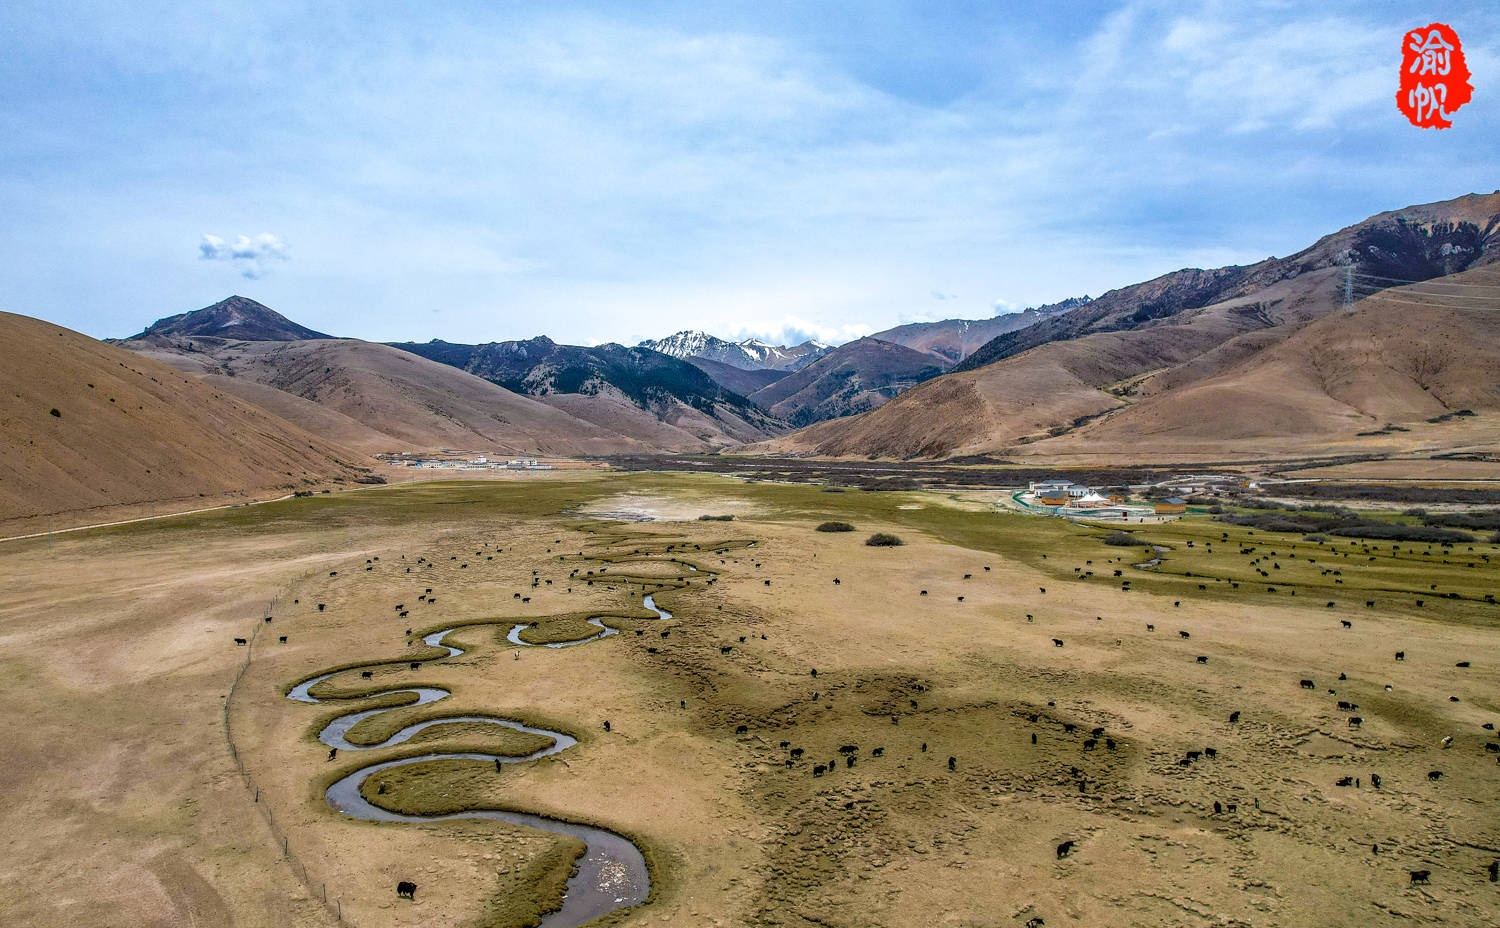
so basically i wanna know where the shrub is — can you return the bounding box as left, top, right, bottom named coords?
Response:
left=1216, top=511, right=1472, bottom=542
left=697, top=514, right=735, bottom=521
left=1101, top=531, right=1149, bottom=546
left=820, top=487, right=846, bottom=493
left=49, top=408, right=61, bottom=417
left=1423, top=511, right=1500, bottom=530
left=816, top=521, right=855, bottom=532
left=865, top=533, right=904, bottom=547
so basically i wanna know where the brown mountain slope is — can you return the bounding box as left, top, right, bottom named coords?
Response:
left=123, top=336, right=649, bottom=454
left=133, top=295, right=331, bottom=340
left=748, top=337, right=946, bottom=426
left=1018, top=267, right=1500, bottom=462
left=687, top=356, right=789, bottom=398
left=197, top=374, right=401, bottom=454
left=763, top=269, right=1345, bottom=457
left=760, top=191, right=1500, bottom=459
left=0, top=311, right=372, bottom=528
left=958, top=191, right=1500, bottom=372
left=388, top=336, right=787, bottom=450
left=871, top=296, right=1087, bottom=364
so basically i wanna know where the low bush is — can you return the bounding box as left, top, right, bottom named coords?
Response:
left=1216, top=511, right=1472, bottom=543
left=816, top=521, right=855, bottom=532
left=865, top=533, right=904, bottom=547
left=1101, top=531, right=1149, bottom=546
left=1422, top=511, right=1500, bottom=530
left=697, top=514, right=735, bottom=521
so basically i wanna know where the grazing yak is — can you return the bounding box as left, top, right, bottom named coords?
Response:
left=1409, top=870, right=1430, bottom=885
left=397, top=880, right=417, bottom=899
left=1056, top=840, right=1074, bottom=859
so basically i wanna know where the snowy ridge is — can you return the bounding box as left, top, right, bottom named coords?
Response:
left=639, top=330, right=831, bottom=371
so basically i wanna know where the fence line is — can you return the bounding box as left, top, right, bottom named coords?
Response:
left=223, top=588, right=352, bottom=925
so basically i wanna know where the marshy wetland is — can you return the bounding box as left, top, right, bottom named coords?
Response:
left=2, top=471, right=1498, bottom=927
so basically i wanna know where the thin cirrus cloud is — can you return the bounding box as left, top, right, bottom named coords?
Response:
left=198, top=233, right=290, bottom=279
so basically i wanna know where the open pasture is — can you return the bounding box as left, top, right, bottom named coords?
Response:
left=2, top=472, right=1498, bottom=927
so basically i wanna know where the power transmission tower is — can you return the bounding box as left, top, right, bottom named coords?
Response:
left=1343, top=264, right=1354, bottom=311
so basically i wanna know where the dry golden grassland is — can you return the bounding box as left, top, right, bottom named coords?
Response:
left=2, top=472, right=1498, bottom=927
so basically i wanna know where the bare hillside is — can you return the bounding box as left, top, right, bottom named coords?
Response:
left=1021, top=266, right=1500, bottom=461
left=125, top=336, right=648, bottom=455
left=0, top=312, right=373, bottom=528
left=759, top=191, right=1500, bottom=460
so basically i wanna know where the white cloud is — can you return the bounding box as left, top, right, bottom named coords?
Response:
left=198, top=232, right=289, bottom=279
left=8, top=2, right=1495, bottom=342
left=725, top=316, right=873, bottom=347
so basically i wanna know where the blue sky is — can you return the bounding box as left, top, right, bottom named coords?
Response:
left=1, top=1, right=1495, bottom=346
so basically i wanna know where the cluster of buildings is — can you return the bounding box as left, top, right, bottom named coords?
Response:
left=378, top=452, right=554, bottom=471
left=1022, top=480, right=1187, bottom=521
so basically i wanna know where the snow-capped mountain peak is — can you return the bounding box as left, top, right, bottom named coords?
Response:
left=639, top=330, right=832, bottom=371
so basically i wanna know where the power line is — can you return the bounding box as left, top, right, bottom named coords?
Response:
left=1350, top=271, right=1500, bottom=288
left=1352, top=291, right=1500, bottom=310
left=1351, top=285, right=1500, bottom=303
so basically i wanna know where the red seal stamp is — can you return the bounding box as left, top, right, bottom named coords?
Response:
left=1397, top=23, right=1472, bottom=128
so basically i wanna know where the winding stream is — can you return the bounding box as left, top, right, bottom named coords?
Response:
left=504, top=594, right=673, bottom=649
left=286, top=624, right=651, bottom=926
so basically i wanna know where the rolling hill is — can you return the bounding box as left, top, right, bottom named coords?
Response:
left=391, top=337, right=786, bottom=448
left=0, top=311, right=374, bottom=530
left=122, top=334, right=648, bottom=455
left=685, top=356, right=790, bottom=398
left=1017, top=266, right=1500, bottom=462
left=758, top=191, right=1500, bottom=460
left=747, top=337, right=946, bottom=426
left=869, top=297, right=1088, bottom=365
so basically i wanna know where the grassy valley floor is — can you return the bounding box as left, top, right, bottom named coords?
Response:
left=2, top=472, right=1498, bottom=927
